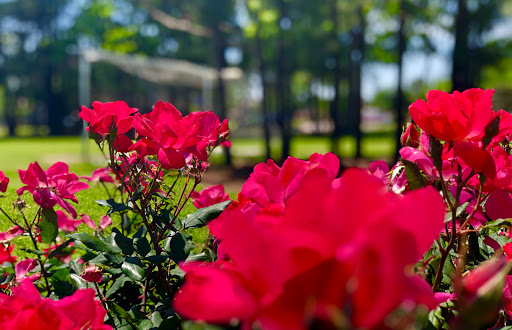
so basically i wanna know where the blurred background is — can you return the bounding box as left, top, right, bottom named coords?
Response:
left=0, top=0, right=511, bottom=180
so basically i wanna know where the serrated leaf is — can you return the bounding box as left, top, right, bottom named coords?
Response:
left=402, top=159, right=427, bottom=190
left=48, top=239, right=73, bottom=259
left=67, top=233, right=122, bottom=254
left=96, top=199, right=130, bottom=215
left=88, top=253, right=109, bottom=265
left=22, top=248, right=46, bottom=256
left=40, top=208, right=59, bottom=243
left=111, top=228, right=134, bottom=255
left=182, top=200, right=231, bottom=229
left=121, top=257, right=146, bottom=282
left=106, top=275, right=129, bottom=298
left=151, top=192, right=170, bottom=200
left=104, top=253, right=124, bottom=265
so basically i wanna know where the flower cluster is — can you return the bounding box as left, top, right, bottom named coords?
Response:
left=0, top=281, right=110, bottom=329
left=365, top=88, right=512, bottom=326
left=81, top=100, right=230, bottom=170
left=3, top=91, right=512, bottom=329
left=174, top=154, right=446, bottom=328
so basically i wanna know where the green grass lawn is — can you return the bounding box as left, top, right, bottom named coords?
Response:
left=0, top=136, right=104, bottom=186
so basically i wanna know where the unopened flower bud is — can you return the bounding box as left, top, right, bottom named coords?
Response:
left=401, top=123, right=420, bottom=148
left=82, top=264, right=103, bottom=283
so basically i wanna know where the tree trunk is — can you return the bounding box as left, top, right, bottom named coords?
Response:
left=451, top=0, right=473, bottom=92
left=394, top=0, right=406, bottom=162
left=256, top=23, right=272, bottom=160
left=349, top=6, right=365, bottom=159
left=211, top=24, right=232, bottom=165
left=45, top=64, right=63, bottom=136
left=329, top=0, right=342, bottom=155
left=277, top=0, right=292, bottom=162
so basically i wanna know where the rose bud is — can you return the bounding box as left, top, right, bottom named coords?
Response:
left=401, top=123, right=420, bottom=148
left=82, top=264, right=103, bottom=283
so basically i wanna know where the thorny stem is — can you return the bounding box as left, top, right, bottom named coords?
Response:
left=175, top=178, right=200, bottom=220
left=432, top=172, right=485, bottom=292
left=94, top=282, right=118, bottom=330
left=140, top=269, right=152, bottom=313
left=432, top=167, right=458, bottom=292
left=458, top=183, right=485, bottom=233
left=157, top=177, right=200, bottom=241
left=20, top=207, right=52, bottom=296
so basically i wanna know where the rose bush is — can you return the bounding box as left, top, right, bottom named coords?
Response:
left=1, top=90, right=512, bottom=328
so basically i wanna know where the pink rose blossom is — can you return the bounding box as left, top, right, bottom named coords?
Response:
left=17, top=162, right=89, bottom=218
left=191, top=184, right=230, bottom=209
left=175, top=167, right=446, bottom=329
left=82, top=264, right=103, bottom=283
left=0, top=280, right=111, bottom=329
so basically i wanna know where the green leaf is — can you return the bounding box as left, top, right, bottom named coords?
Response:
left=110, top=301, right=133, bottom=322
left=111, top=228, right=134, bottom=255
left=429, top=135, right=443, bottom=171
left=131, top=185, right=145, bottom=203
left=186, top=252, right=210, bottom=262
left=165, top=232, right=191, bottom=263
left=139, top=319, right=154, bottom=330
left=103, top=268, right=123, bottom=276
left=182, top=200, right=231, bottom=229
left=134, top=236, right=151, bottom=257
left=481, top=217, right=512, bottom=230
left=444, top=201, right=470, bottom=223
left=121, top=257, right=146, bottom=282
left=88, top=253, right=109, bottom=265
left=170, top=267, right=185, bottom=278
left=70, top=273, right=92, bottom=290
left=150, top=311, right=163, bottom=327
left=429, top=255, right=456, bottom=286
left=427, top=305, right=448, bottom=329
left=104, top=253, right=124, bottom=265
left=159, top=317, right=180, bottom=329
left=22, top=248, right=46, bottom=256
left=133, top=225, right=147, bottom=239
left=96, top=199, right=130, bottom=215
left=0, top=273, right=14, bottom=285
left=402, top=159, right=427, bottom=190
left=40, top=208, right=59, bottom=243
left=106, top=275, right=129, bottom=298
left=145, top=255, right=168, bottom=263
left=48, top=239, right=73, bottom=259
left=67, top=233, right=122, bottom=254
